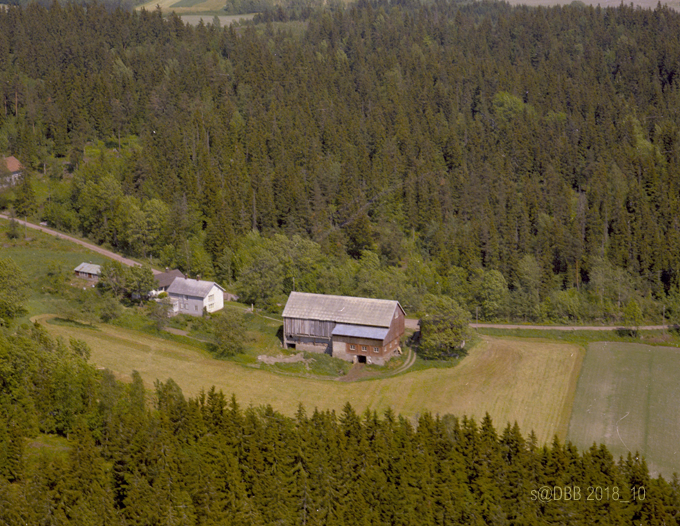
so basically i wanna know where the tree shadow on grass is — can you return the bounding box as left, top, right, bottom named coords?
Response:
left=49, top=317, right=100, bottom=330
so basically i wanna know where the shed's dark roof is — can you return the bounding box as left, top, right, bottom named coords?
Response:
left=74, top=263, right=101, bottom=275
left=155, top=269, right=184, bottom=289
left=332, top=324, right=389, bottom=341
left=167, top=277, right=224, bottom=298
left=282, top=292, right=404, bottom=327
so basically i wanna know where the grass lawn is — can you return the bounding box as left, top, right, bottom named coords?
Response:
left=36, top=314, right=583, bottom=444
left=567, top=342, right=680, bottom=477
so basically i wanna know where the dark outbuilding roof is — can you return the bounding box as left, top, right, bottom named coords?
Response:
left=282, top=292, right=404, bottom=327
left=155, top=269, right=184, bottom=289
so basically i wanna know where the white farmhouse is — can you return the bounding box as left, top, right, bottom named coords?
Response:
left=166, top=277, right=224, bottom=316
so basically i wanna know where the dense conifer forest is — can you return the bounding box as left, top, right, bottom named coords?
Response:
left=1, top=322, right=679, bottom=525
left=2, top=0, right=680, bottom=323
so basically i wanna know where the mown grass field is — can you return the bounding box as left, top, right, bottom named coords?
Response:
left=138, top=0, right=680, bottom=20
left=567, top=342, right=680, bottom=477
left=135, top=0, right=256, bottom=20
left=179, top=13, right=255, bottom=25
left=36, top=314, right=583, bottom=443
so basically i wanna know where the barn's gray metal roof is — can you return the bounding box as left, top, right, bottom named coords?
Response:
left=167, top=277, right=224, bottom=298
left=282, top=292, right=404, bottom=327
left=74, top=263, right=101, bottom=275
left=332, top=324, right=389, bottom=341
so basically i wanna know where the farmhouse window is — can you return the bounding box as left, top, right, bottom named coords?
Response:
left=361, top=345, right=367, bottom=352
left=373, top=347, right=379, bottom=353
left=209, top=294, right=214, bottom=302
left=194, top=305, right=198, bottom=311
left=350, top=344, right=356, bottom=350
left=209, top=303, right=214, bottom=310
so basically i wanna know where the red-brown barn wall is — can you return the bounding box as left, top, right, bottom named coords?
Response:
left=384, top=306, right=405, bottom=344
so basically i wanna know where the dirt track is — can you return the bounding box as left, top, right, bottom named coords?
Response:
left=470, top=322, right=673, bottom=331
left=0, top=213, right=160, bottom=274
left=405, top=317, right=671, bottom=332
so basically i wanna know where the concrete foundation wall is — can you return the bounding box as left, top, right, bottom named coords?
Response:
left=332, top=340, right=354, bottom=362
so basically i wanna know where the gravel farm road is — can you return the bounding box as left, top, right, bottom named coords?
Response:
left=0, top=213, right=160, bottom=275
left=404, top=318, right=673, bottom=331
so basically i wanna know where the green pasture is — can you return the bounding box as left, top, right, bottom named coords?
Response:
left=567, top=342, right=680, bottom=477
left=0, top=222, right=106, bottom=321
left=36, top=314, right=585, bottom=444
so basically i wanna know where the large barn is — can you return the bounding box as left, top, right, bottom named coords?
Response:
left=282, top=292, right=405, bottom=365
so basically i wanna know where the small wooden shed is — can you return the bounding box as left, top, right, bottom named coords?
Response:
left=74, top=263, right=101, bottom=280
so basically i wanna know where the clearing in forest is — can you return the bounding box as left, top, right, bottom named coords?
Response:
left=567, top=342, right=680, bottom=478
left=38, top=316, right=583, bottom=443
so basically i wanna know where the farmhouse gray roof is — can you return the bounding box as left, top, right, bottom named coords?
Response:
left=332, top=324, right=390, bottom=341
left=74, top=263, right=101, bottom=275
left=167, top=277, right=224, bottom=298
left=282, top=292, right=404, bottom=327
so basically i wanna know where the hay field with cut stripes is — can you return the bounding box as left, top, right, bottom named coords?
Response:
left=567, top=342, right=680, bottom=477
left=38, top=315, right=583, bottom=443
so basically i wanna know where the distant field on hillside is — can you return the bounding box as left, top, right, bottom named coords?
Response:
left=137, top=0, right=680, bottom=18
left=507, top=0, right=679, bottom=8
left=180, top=13, right=255, bottom=25
left=567, top=342, right=680, bottom=477
left=36, top=316, right=583, bottom=443
left=136, top=0, right=256, bottom=18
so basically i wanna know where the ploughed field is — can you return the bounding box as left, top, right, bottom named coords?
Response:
left=567, top=342, right=680, bottom=478
left=37, top=315, right=583, bottom=444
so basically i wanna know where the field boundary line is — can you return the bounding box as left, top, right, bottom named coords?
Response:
left=558, top=345, right=586, bottom=439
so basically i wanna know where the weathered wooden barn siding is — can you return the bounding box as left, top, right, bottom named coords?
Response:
left=283, top=318, right=335, bottom=339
